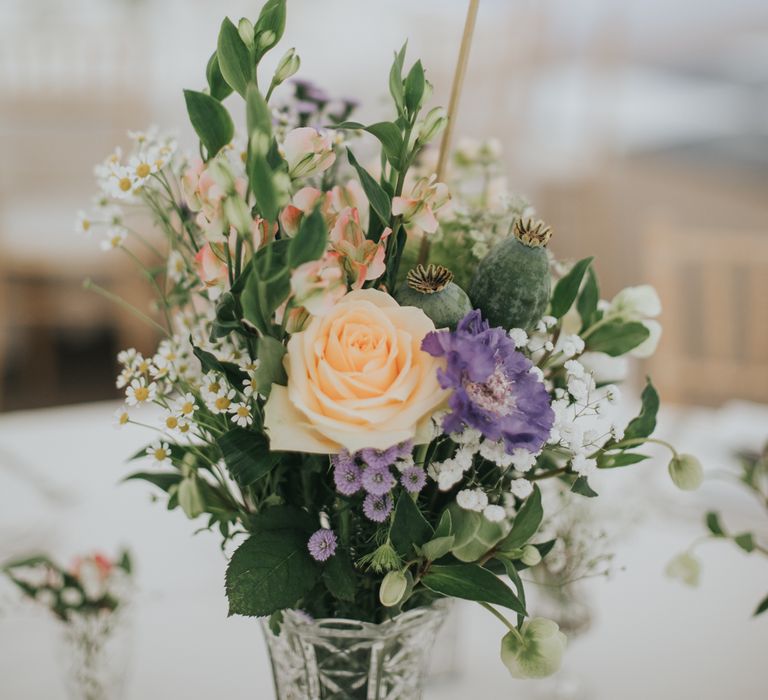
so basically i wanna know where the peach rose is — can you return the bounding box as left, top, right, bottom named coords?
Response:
left=264, top=289, right=448, bottom=453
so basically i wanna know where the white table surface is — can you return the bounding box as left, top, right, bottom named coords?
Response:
left=0, top=399, right=766, bottom=699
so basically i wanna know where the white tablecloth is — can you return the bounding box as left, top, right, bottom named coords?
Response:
left=0, top=400, right=766, bottom=699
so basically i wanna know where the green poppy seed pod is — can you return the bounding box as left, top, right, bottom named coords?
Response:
left=520, top=545, right=542, bottom=567
left=500, top=618, right=567, bottom=680
left=668, top=454, right=703, bottom=491
left=275, top=48, right=301, bottom=84
left=395, top=265, right=472, bottom=330
left=379, top=570, right=408, bottom=607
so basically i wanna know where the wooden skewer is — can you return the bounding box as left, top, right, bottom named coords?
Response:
left=417, top=0, right=480, bottom=266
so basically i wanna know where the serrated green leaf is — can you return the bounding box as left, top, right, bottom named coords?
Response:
left=551, top=257, right=593, bottom=318
left=571, top=476, right=598, bottom=497
left=217, top=18, right=252, bottom=96
left=347, top=149, right=391, bottom=228
left=390, top=495, right=433, bottom=558
left=226, top=530, right=318, bottom=617
left=586, top=320, right=650, bottom=356
left=217, top=427, right=279, bottom=486
left=183, top=89, right=234, bottom=159
left=422, top=564, right=526, bottom=615
left=251, top=505, right=315, bottom=534
left=206, top=52, right=233, bottom=101
left=499, top=485, right=543, bottom=551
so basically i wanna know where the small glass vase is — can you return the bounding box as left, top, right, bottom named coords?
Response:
left=261, top=602, right=449, bottom=700
left=56, top=606, right=132, bottom=700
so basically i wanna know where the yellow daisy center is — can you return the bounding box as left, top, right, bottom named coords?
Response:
left=215, top=396, right=231, bottom=411
left=165, top=416, right=178, bottom=429
left=82, top=219, right=91, bottom=231
left=153, top=448, right=167, bottom=461
left=208, top=382, right=221, bottom=395
left=181, top=401, right=194, bottom=415
left=134, top=386, right=149, bottom=402
left=237, top=406, right=249, bottom=417
left=119, top=177, right=132, bottom=192
left=119, top=412, right=129, bottom=425
left=136, top=163, right=151, bottom=178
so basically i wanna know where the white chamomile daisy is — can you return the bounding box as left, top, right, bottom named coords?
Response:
left=146, top=440, right=171, bottom=467
left=230, top=402, right=253, bottom=427
left=209, top=388, right=236, bottom=415
left=113, top=407, right=130, bottom=429
left=100, top=227, right=127, bottom=251
left=75, top=211, right=92, bottom=235
left=125, top=378, right=157, bottom=406
left=167, top=250, right=187, bottom=283
left=175, top=393, right=198, bottom=418
left=201, top=372, right=224, bottom=397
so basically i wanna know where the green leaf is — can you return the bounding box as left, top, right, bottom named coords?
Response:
left=346, top=149, right=391, bottom=227
left=597, top=452, right=650, bottom=469
left=364, top=122, right=404, bottom=170
left=251, top=505, right=315, bottom=534
left=434, top=510, right=453, bottom=539
left=241, top=240, right=291, bottom=334
left=217, top=18, right=252, bottom=96
left=390, top=495, right=433, bottom=558
left=124, top=471, right=182, bottom=493
left=421, top=536, right=455, bottom=562
left=586, top=320, right=650, bottom=356
left=247, top=152, right=280, bottom=223
left=404, top=60, right=425, bottom=113
left=217, top=428, right=279, bottom=486
left=1, top=554, right=55, bottom=572
left=754, top=592, right=768, bottom=617
left=191, top=342, right=248, bottom=389
left=571, top=476, right=598, bottom=497
left=576, top=266, right=600, bottom=331
left=183, top=89, right=234, bottom=159
left=496, top=556, right=527, bottom=625
left=551, top=257, right=593, bottom=318
left=322, top=550, right=357, bottom=602
left=226, top=530, right=319, bottom=617
left=706, top=511, right=725, bottom=537
left=254, top=335, right=287, bottom=397
left=206, top=52, right=233, bottom=101
left=499, top=485, right=543, bottom=551
left=623, top=378, right=659, bottom=441
left=288, top=207, right=327, bottom=268
left=422, top=564, right=526, bottom=615
left=246, top=84, right=272, bottom=138
left=388, top=42, right=407, bottom=116
left=734, top=533, right=755, bottom=553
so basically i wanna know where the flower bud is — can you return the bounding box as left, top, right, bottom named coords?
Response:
left=668, top=454, right=703, bottom=491
left=520, top=545, right=541, bottom=567
left=500, top=618, right=567, bottom=679
left=379, top=570, right=408, bottom=607
left=665, top=552, right=701, bottom=587
left=258, top=29, right=277, bottom=50
left=274, top=48, right=301, bottom=85
left=238, top=18, right=255, bottom=49
left=418, top=107, right=448, bottom=143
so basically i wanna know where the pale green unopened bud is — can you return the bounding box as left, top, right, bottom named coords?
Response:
left=258, top=30, right=277, bottom=50
left=208, top=159, right=236, bottom=192
left=379, top=570, right=408, bottom=607
left=178, top=476, right=205, bottom=519
left=668, top=454, right=703, bottom=491
left=665, top=552, right=701, bottom=587
left=500, top=618, right=567, bottom=680
left=419, top=107, right=448, bottom=144
left=238, top=18, right=255, bottom=49
left=520, top=545, right=541, bottom=567
left=249, top=132, right=271, bottom=158
left=274, top=48, right=301, bottom=85
left=224, top=196, right=252, bottom=235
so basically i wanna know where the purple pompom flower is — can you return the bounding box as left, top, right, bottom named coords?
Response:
left=358, top=441, right=413, bottom=470
left=362, top=493, right=394, bottom=523
left=307, top=529, right=338, bottom=562
left=361, top=464, right=396, bottom=496
left=400, top=466, right=427, bottom=494
left=422, top=310, right=554, bottom=455
left=333, top=451, right=362, bottom=496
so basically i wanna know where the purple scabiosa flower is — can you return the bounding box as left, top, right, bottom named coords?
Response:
left=307, top=528, right=338, bottom=562
left=362, top=493, right=394, bottom=523
left=361, top=464, right=396, bottom=496
left=421, top=310, right=554, bottom=455
left=333, top=451, right=362, bottom=496
left=358, top=441, right=414, bottom=470
left=401, top=466, right=427, bottom=494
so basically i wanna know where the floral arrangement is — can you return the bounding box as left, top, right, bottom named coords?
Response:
left=2, top=550, right=133, bottom=621
left=78, top=0, right=700, bottom=680
left=668, top=442, right=767, bottom=617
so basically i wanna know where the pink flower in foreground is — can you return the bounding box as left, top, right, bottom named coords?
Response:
left=194, top=242, right=228, bottom=297
left=282, top=127, right=336, bottom=178
left=290, top=251, right=347, bottom=316
left=279, top=187, right=324, bottom=236
left=329, top=207, right=390, bottom=288
left=392, top=175, right=450, bottom=234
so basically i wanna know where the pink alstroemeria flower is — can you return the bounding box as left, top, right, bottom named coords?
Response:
left=282, top=127, right=336, bottom=179
left=279, top=186, right=324, bottom=237
left=391, top=175, right=450, bottom=234
left=290, top=252, right=347, bottom=316
left=329, top=207, right=391, bottom=288
left=194, top=241, right=229, bottom=298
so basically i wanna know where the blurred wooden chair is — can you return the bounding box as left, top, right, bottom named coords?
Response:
left=645, top=223, right=768, bottom=405
left=0, top=20, right=159, bottom=408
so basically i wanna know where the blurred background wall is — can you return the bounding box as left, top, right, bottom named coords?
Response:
left=1, top=0, right=767, bottom=411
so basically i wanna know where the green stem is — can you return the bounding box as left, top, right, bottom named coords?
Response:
left=479, top=602, right=523, bottom=642
left=83, top=279, right=169, bottom=337
left=602, top=436, right=678, bottom=458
